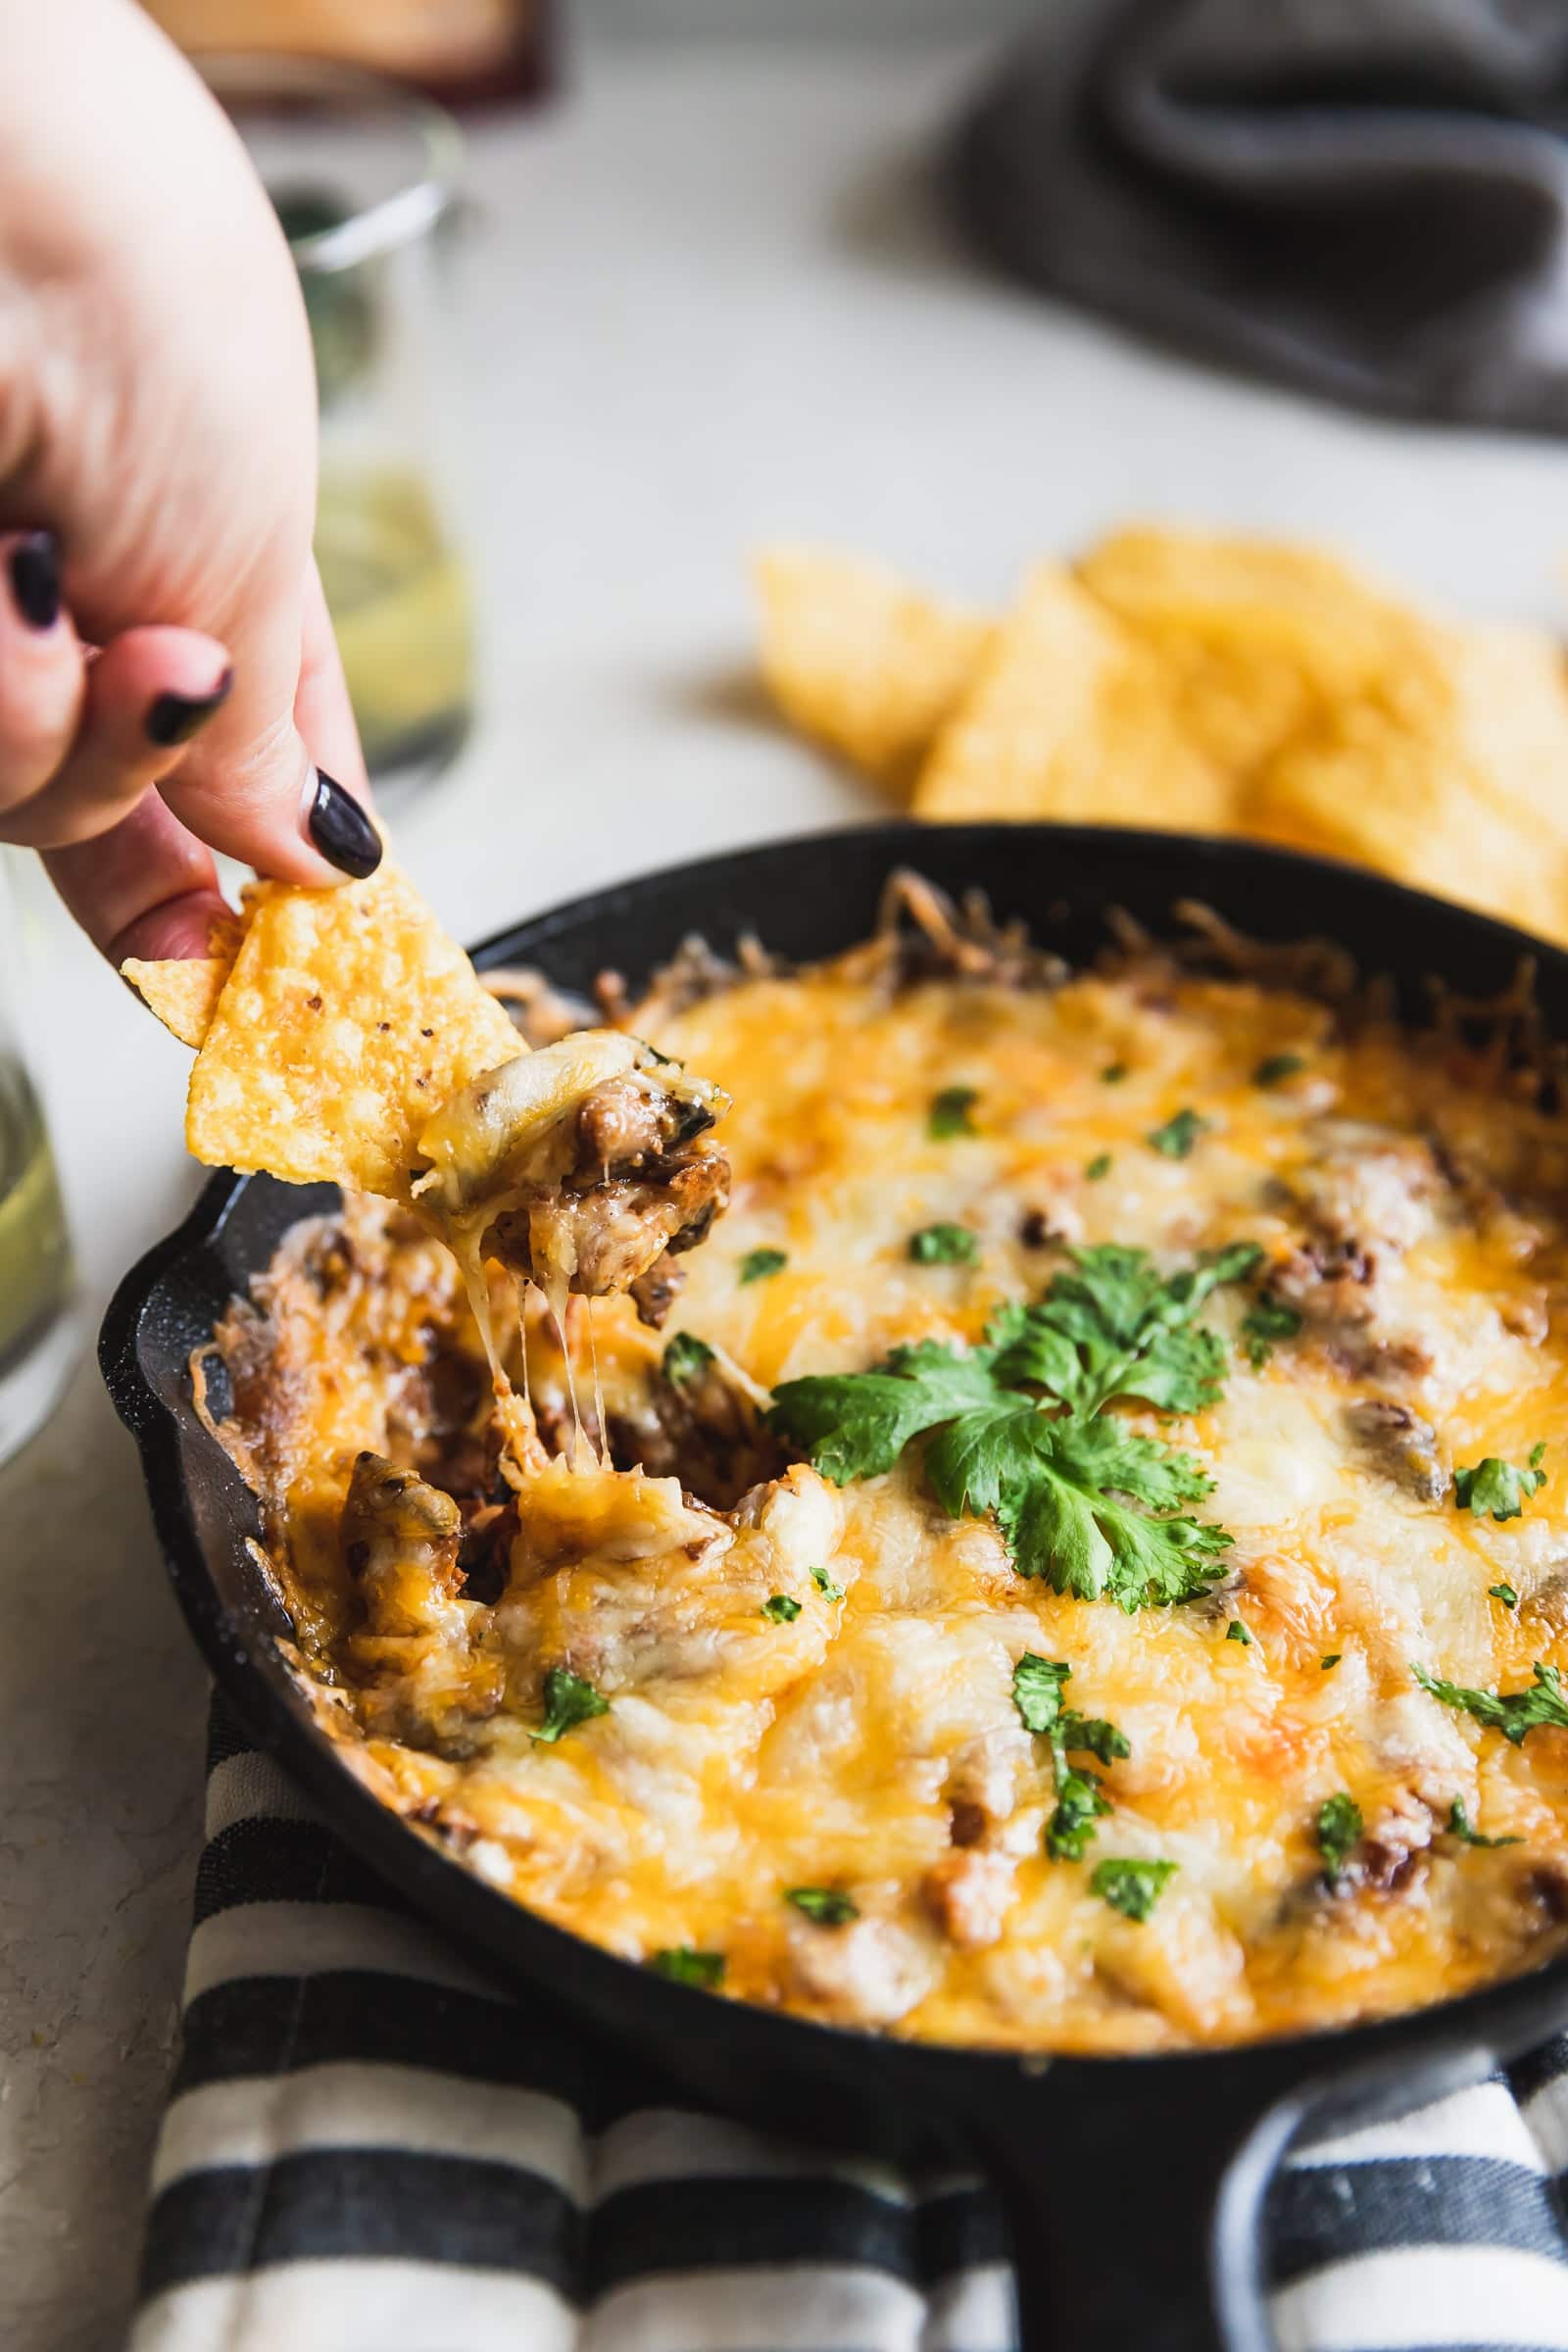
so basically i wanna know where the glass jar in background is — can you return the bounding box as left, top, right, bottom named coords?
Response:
left=0, top=864, right=79, bottom=1467
left=203, top=56, right=477, bottom=805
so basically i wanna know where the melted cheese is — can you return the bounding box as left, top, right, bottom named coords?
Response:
left=220, top=958, right=1568, bottom=2051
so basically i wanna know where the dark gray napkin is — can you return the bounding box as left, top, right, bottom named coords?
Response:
left=949, top=0, right=1568, bottom=433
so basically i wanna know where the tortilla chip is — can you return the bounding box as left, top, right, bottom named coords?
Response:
left=1246, top=618, right=1568, bottom=948
left=122, top=956, right=234, bottom=1050
left=185, top=867, right=522, bottom=1199
left=914, top=564, right=1234, bottom=832
left=755, top=545, right=991, bottom=791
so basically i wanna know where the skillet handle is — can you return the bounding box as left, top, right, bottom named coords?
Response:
left=966, top=2052, right=1306, bottom=2352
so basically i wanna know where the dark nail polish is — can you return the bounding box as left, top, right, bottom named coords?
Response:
left=9, top=531, right=60, bottom=631
left=146, top=668, right=234, bottom=748
left=307, top=769, right=381, bottom=878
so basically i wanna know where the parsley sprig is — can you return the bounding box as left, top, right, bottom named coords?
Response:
left=533, top=1668, right=608, bottom=1744
left=1414, top=1659, right=1568, bottom=1744
left=1446, top=1800, right=1522, bottom=1850
left=769, top=1244, right=1259, bottom=1611
left=1454, top=1445, right=1546, bottom=1522
left=1012, top=1654, right=1130, bottom=1860
left=1316, top=1792, right=1362, bottom=1886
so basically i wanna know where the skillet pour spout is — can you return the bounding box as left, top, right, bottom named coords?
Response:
left=101, top=822, right=1568, bottom=2351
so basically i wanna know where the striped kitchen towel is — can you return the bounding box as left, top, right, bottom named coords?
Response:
left=132, top=1699, right=1568, bottom=2352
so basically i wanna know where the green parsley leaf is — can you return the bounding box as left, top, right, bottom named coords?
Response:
left=1414, top=1659, right=1568, bottom=1745
left=662, top=1331, right=715, bottom=1388
left=1241, top=1296, right=1302, bottom=1369
left=533, top=1667, right=609, bottom=1743
left=909, top=1222, right=980, bottom=1266
left=1010, top=1652, right=1070, bottom=1736
left=1454, top=1446, right=1547, bottom=1522
left=649, top=1946, right=725, bottom=1987
left=761, top=1593, right=802, bottom=1623
left=809, top=1564, right=845, bottom=1600
left=1011, top=1654, right=1130, bottom=1859
left=991, top=1242, right=1262, bottom=1416
left=1085, top=1152, right=1113, bottom=1182
left=785, top=1886, right=858, bottom=1926
left=1446, top=1800, right=1523, bottom=1850
left=1226, top=1619, right=1252, bottom=1645
left=929, top=1086, right=979, bottom=1139
left=1049, top=1770, right=1112, bottom=1861
left=770, top=1243, right=1257, bottom=1612
left=740, top=1247, right=788, bottom=1286
left=1489, top=1584, right=1519, bottom=1610
left=1316, top=1792, right=1362, bottom=1885
left=1321, top=1653, right=1342, bottom=1671
left=769, top=1342, right=1001, bottom=1488
left=1253, top=1053, right=1305, bottom=1087
left=1101, top=1061, right=1129, bottom=1084
left=1147, top=1107, right=1207, bottom=1159
left=1091, top=1858, right=1177, bottom=1921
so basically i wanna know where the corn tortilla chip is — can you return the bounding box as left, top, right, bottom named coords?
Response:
left=755, top=545, right=991, bottom=791
left=914, top=564, right=1234, bottom=832
left=122, top=956, right=234, bottom=1050
left=185, top=867, right=522, bottom=1199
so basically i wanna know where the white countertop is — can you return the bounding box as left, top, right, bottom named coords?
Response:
left=6, top=36, right=1568, bottom=2351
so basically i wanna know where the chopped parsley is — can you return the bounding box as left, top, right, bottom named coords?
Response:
left=1101, top=1062, right=1129, bottom=1084
left=928, top=1086, right=979, bottom=1139
left=1316, top=1792, right=1362, bottom=1885
left=1091, top=1857, right=1177, bottom=1921
left=1241, top=1296, right=1302, bottom=1369
left=662, top=1331, right=715, bottom=1388
left=1011, top=1653, right=1130, bottom=1861
left=761, top=1593, right=802, bottom=1623
left=785, top=1886, right=858, bottom=1926
left=1489, top=1584, right=1519, bottom=1610
left=533, top=1667, right=609, bottom=1744
left=1446, top=1800, right=1522, bottom=1850
left=1321, top=1653, right=1342, bottom=1671
left=768, top=1242, right=1259, bottom=1612
left=649, top=1946, right=725, bottom=1987
left=809, top=1564, right=845, bottom=1600
left=909, top=1222, right=980, bottom=1266
left=1454, top=1445, right=1546, bottom=1522
left=1147, top=1107, right=1207, bottom=1159
left=740, top=1247, right=788, bottom=1286
left=1414, top=1659, right=1568, bottom=1745
left=1226, top=1619, right=1252, bottom=1646
left=1253, top=1053, right=1305, bottom=1088
left=1085, top=1152, right=1113, bottom=1182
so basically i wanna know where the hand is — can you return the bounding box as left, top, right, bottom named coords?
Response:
left=0, top=0, right=379, bottom=966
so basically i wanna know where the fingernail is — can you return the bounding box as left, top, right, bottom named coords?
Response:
left=9, top=531, right=60, bottom=631
left=306, top=769, right=382, bottom=878
left=145, top=667, right=234, bottom=748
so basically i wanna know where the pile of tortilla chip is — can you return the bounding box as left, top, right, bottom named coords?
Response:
left=124, top=867, right=521, bottom=1201
left=755, top=530, right=1568, bottom=949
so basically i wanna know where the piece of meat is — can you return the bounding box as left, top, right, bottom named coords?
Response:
left=493, top=1143, right=729, bottom=1302
left=1345, top=1399, right=1448, bottom=1504
left=342, top=1451, right=464, bottom=1637
left=922, top=1847, right=1018, bottom=1949
left=609, top=1341, right=785, bottom=1510
left=628, top=1251, right=685, bottom=1329
left=415, top=1032, right=731, bottom=1305
left=339, top=1451, right=502, bottom=1745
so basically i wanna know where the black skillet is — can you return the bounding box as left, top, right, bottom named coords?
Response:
left=102, top=822, right=1568, bottom=2352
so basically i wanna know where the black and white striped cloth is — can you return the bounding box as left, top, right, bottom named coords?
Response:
left=132, top=1700, right=1568, bottom=2352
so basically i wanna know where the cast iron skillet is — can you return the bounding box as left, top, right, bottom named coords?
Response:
left=102, top=822, right=1568, bottom=2352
